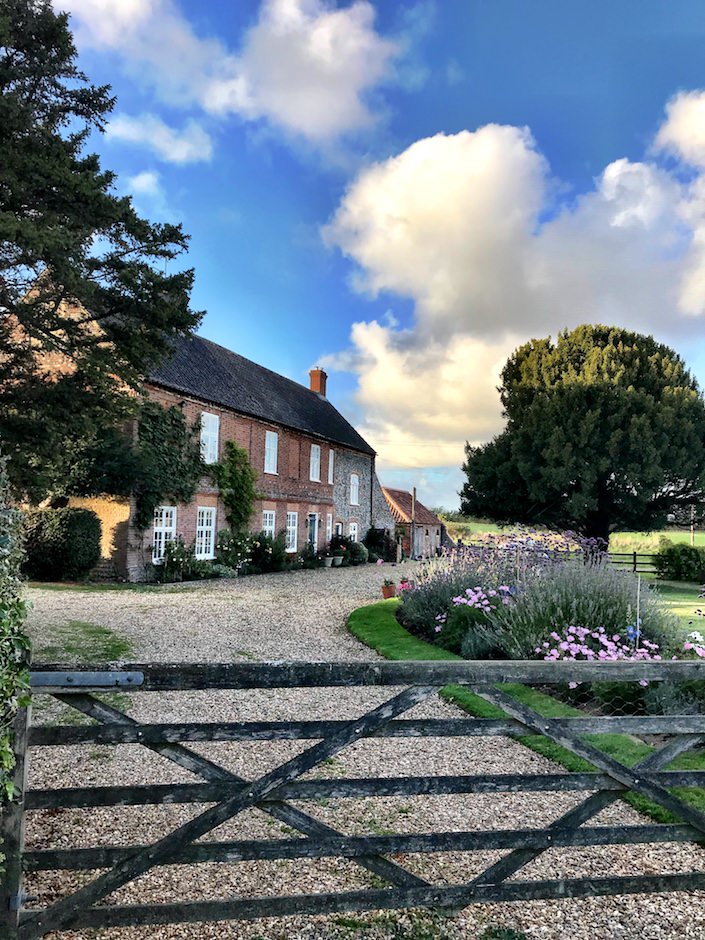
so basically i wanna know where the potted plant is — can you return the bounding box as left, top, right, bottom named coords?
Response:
left=381, top=578, right=396, bottom=599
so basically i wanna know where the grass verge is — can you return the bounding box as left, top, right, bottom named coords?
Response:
left=348, top=599, right=705, bottom=823
left=33, top=620, right=134, bottom=662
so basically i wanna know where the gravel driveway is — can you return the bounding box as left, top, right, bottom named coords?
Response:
left=23, top=566, right=705, bottom=940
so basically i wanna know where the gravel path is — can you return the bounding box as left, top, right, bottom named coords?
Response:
left=22, top=566, right=705, bottom=940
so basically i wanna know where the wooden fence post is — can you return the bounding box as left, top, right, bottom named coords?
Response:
left=1, top=705, right=31, bottom=940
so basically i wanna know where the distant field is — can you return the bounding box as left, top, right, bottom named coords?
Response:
left=609, top=530, right=705, bottom=552
left=443, top=519, right=705, bottom=552
left=443, top=520, right=504, bottom=541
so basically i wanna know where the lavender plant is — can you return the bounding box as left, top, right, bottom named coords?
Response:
left=398, top=529, right=576, bottom=643
left=478, top=555, right=677, bottom=660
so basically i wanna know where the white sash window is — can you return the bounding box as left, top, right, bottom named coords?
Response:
left=200, top=412, right=220, bottom=464
left=286, top=512, right=298, bottom=552
left=153, top=506, right=176, bottom=562
left=195, top=507, right=216, bottom=559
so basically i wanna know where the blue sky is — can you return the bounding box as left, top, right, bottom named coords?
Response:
left=58, top=0, right=705, bottom=510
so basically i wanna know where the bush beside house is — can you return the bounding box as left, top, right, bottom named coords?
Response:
left=22, top=508, right=101, bottom=581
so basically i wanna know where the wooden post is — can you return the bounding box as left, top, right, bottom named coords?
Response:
left=0, top=705, right=30, bottom=940
left=633, top=551, right=637, bottom=572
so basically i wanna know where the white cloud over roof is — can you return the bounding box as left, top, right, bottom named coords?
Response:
left=323, top=114, right=705, bottom=471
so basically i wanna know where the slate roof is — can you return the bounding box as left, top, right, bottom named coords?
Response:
left=148, top=334, right=375, bottom=456
left=382, top=488, right=442, bottom=526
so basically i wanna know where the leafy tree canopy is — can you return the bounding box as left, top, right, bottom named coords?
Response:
left=0, top=0, right=201, bottom=500
left=460, top=324, right=705, bottom=543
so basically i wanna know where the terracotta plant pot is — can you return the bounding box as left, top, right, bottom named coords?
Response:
left=381, top=584, right=396, bottom=599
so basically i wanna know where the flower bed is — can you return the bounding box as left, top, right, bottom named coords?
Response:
left=396, top=529, right=703, bottom=716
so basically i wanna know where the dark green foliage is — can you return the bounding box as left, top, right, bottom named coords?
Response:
left=461, top=325, right=705, bottom=542
left=0, top=454, right=30, bottom=806
left=655, top=543, right=705, bottom=582
left=22, top=507, right=100, bottom=580
left=212, top=441, right=259, bottom=534
left=0, top=0, right=201, bottom=501
left=133, top=402, right=203, bottom=530
left=44, top=426, right=141, bottom=500
left=347, top=541, right=369, bottom=565
left=363, top=526, right=397, bottom=561
left=247, top=531, right=287, bottom=574
left=330, top=533, right=352, bottom=562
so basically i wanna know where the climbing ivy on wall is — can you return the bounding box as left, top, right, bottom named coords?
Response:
left=211, top=441, right=259, bottom=534
left=133, top=402, right=204, bottom=530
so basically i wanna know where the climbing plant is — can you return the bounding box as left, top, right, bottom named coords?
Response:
left=133, top=402, right=204, bottom=530
left=211, top=441, right=259, bottom=534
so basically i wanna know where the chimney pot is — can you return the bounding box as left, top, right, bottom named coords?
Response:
left=309, top=367, right=327, bottom=397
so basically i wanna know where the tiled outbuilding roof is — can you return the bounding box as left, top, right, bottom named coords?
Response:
left=148, top=334, right=375, bottom=456
left=382, top=487, right=442, bottom=526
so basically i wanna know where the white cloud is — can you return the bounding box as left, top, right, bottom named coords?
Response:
left=57, top=0, right=400, bottom=147
left=205, top=0, right=399, bottom=142
left=106, top=113, right=213, bottom=164
left=323, top=115, right=705, bottom=489
left=125, top=169, right=174, bottom=219
left=654, top=90, right=705, bottom=167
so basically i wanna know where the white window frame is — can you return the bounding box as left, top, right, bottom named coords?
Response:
left=286, top=511, right=298, bottom=553
left=350, top=473, right=360, bottom=506
left=200, top=412, right=220, bottom=465
left=310, top=443, right=321, bottom=481
left=264, top=430, right=278, bottom=474
left=349, top=522, right=359, bottom=543
left=326, top=513, right=333, bottom=542
left=328, top=449, right=335, bottom=485
left=262, top=510, right=276, bottom=538
left=335, top=522, right=343, bottom=536
left=195, top=507, right=217, bottom=560
left=152, top=506, right=176, bottom=563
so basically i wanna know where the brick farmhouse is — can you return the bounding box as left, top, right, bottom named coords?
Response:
left=75, top=335, right=394, bottom=581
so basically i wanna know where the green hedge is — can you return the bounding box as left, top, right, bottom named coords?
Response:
left=0, top=455, right=30, bottom=811
left=22, top=507, right=101, bottom=581
left=655, top=542, right=705, bottom=582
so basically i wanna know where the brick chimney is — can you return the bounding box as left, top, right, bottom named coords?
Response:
left=309, top=367, right=327, bottom=397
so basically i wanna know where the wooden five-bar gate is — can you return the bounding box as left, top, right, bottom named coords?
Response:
left=4, top=659, right=705, bottom=938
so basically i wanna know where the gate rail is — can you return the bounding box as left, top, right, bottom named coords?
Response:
left=4, top=659, right=705, bottom=938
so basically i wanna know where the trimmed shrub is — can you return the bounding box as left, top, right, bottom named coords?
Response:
left=348, top=542, right=369, bottom=565
left=655, top=543, right=705, bottom=582
left=22, top=508, right=101, bottom=580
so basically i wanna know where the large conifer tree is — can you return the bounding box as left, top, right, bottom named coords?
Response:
left=461, top=325, right=705, bottom=543
left=0, top=0, right=202, bottom=500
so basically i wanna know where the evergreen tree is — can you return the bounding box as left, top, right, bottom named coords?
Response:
left=0, top=0, right=201, bottom=500
left=461, top=325, right=705, bottom=543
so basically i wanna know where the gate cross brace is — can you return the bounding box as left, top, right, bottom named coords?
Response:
left=52, top=692, right=429, bottom=890
left=18, top=684, right=438, bottom=940
left=470, top=685, right=705, bottom=888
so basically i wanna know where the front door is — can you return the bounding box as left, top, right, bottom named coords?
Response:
left=308, top=513, right=318, bottom=549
